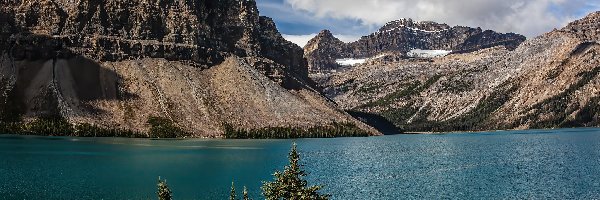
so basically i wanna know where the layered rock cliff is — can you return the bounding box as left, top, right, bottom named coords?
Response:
left=2, top=0, right=312, bottom=88
left=319, top=11, right=600, bottom=132
left=0, top=0, right=379, bottom=137
left=304, top=19, right=526, bottom=72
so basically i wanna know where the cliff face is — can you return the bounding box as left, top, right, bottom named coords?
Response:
left=0, top=0, right=379, bottom=137
left=304, top=19, right=526, bottom=72
left=303, top=30, right=349, bottom=72
left=1, top=0, right=309, bottom=88
left=320, top=12, right=600, bottom=132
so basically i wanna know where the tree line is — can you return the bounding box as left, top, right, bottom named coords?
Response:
left=224, top=122, right=369, bottom=139
left=0, top=115, right=368, bottom=139
left=0, top=116, right=190, bottom=138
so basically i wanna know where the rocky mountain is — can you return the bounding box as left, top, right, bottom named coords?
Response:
left=303, top=30, right=347, bottom=73
left=304, top=19, right=526, bottom=72
left=319, top=11, right=600, bottom=132
left=0, top=0, right=379, bottom=137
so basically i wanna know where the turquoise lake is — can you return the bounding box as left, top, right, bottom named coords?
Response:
left=1, top=128, right=600, bottom=199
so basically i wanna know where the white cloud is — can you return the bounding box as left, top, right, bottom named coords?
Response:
left=282, top=34, right=317, bottom=47
left=284, top=0, right=598, bottom=37
left=283, top=34, right=362, bottom=47
left=334, top=34, right=363, bottom=43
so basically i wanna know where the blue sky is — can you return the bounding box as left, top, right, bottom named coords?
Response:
left=256, top=0, right=600, bottom=46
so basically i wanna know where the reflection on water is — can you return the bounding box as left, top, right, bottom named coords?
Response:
left=1, top=128, right=600, bottom=199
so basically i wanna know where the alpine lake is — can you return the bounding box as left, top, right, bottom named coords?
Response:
left=1, top=128, right=600, bottom=199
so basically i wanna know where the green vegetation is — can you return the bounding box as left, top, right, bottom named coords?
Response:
left=229, top=181, right=252, bottom=200
left=562, top=97, right=600, bottom=127
left=23, top=117, right=74, bottom=136
left=356, top=82, right=382, bottom=94
left=336, top=78, right=355, bottom=93
left=380, top=105, right=419, bottom=125
left=0, top=116, right=77, bottom=136
left=348, top=65, right=599, bottom=133
left=0, top=81, right=23, bottom=123
left=439, top=79, right=473, bottom=93
left=520, top=66, right=600, bottom=129
left=0, top=122, right=22, bottom=134
left=0, top=115, right=366, bottom=139
left=0, top=116, right=186, bottom=138
left=361, top=82, right=420, bottom=108
left=223, top=122, right=369, bottom=139
left=422, top=75, right=443, bottom=89
left=360, top=75, right=442, bottom=109
left=384, top=83, right=517, bottom=132
left=261, top=143, right=330, bottom=200
left=0, top=81, right=24, bottom=134
left=230, top=182, right=237, bottom=200
left=243, top=186, right=250, bottom=200
left=0, top=117, right=145, bottom=137
left=74, top=123, right=145, bottom=138
left=157, top=144, right=329, bottom=199
left=157, top=177, right=173, bottom=200
left=545, top=59, right=568, bottom=80
left=0, top=82, right=147, bottom=137
left=147, top=116, right=188, bottom=138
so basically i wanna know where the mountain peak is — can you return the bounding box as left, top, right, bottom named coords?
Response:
left=307, top=30, right=343, bottom=45
left=561, top=11, right=600, bottom=41
left=304, top=19, right=525, bottom=72
left=304, top=30, right=347, bottom=72
left=379, top=18, right=451, bottom=33
left=318, top=29, right=334, bottom=36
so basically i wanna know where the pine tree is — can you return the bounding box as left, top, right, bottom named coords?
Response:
left=157, top=177, right=173, bottom=200
left=261, top=143, right=330, bottom=200
left=243, top=186, right=250, bottom=200
left=230, top=181, right=237, bottom=200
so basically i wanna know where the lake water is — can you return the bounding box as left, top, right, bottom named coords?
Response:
left=1, top=128, right=600, bottom=199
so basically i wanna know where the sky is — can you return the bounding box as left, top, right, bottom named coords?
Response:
left=256, top=0, right=600, bottom=47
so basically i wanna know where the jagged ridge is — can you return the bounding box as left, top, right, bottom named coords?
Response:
left=1, top=0, right=309, bottom=89
left=304, top=19, right=526, bottom=72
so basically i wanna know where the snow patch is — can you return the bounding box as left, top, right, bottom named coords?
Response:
left=407, top=49, right=452, bottom=58
left=282, top=34, right=362, bottom=47
left=379, top=25, right=448, bottom=34
left=336, top=54, right=390, bottom=66
left=373, top=54, right=387, bottom=59
left=406, top=27, right=448, bottom=33
left=335, top=58, right=367, bottom=66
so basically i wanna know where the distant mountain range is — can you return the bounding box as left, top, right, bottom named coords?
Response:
left=304, top=19, right=526, bottom=72
left=316, top=11, right=600, bottom=132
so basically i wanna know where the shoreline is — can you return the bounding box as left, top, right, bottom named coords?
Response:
left=402, top=126, right=600, bottom=135
left=2, top=127, right=600, bottom=139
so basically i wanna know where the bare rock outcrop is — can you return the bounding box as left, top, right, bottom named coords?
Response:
left=304, top=19, right=526, bottom=72
left=303, top=30, right=349, bottom=72
left=2, top=0, right=310, bottom=88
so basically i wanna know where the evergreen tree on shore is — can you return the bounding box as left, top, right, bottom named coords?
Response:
left=261, top=143, right=330, bottom=200
left=230, top=181, right=237, bottom=200
left=157, top=177, right=173, bottom=200
left=243, top=186, right=251, bottom=200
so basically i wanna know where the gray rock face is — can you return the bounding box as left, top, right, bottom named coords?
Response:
left=303, top=30, right=348, bottom=72
left=319, top=12, right=600, bottom=132
left=559, top=11, right=600, bottom=42
left=304, top=19, right=526, bottom=72
left=1, top=0, right=309, bottom=89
